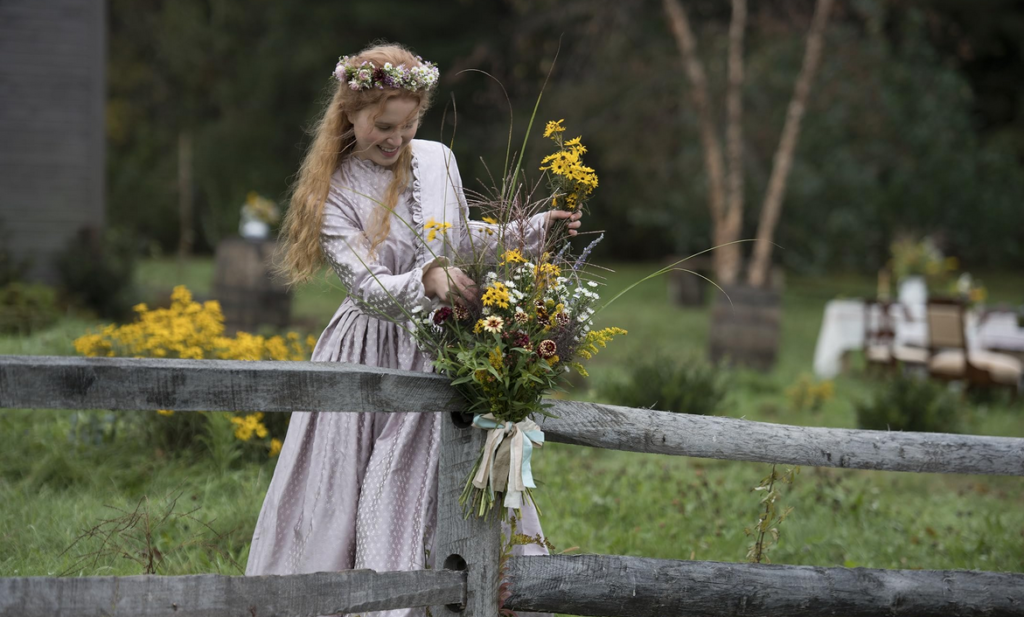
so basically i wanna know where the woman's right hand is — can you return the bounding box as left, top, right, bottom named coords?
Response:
left=423, top=265, right=477, bottom=305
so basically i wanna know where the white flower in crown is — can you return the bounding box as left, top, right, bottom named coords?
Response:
left=333, top=54, right=440, bottom=93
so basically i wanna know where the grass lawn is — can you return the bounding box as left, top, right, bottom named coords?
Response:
left=1, top=258, right=1021, bottom=587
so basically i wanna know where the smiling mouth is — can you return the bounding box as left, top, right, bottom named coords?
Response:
left=378, top=144, right=399, bottom=157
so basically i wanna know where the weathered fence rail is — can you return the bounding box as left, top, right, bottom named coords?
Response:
left=4, top=556, right=1023, bottom=617
left=2, top=354, right=1023, bottom=617
left=3, top=355, right=1022, bottom=476
left=0, top=570, right=465, bottom=617
left=505, top=555, right=1024, bottom=617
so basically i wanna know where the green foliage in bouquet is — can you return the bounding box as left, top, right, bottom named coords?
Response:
left=416, top=247, right=624, bottom=423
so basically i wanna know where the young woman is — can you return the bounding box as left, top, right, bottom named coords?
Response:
left=245, top=43, right=579, bottom=611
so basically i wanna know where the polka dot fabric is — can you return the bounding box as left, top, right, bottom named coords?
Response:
left=245, top=141, right=551, bottom=617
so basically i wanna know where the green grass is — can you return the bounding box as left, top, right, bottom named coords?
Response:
left=1, top=259, right=1022, bottom=585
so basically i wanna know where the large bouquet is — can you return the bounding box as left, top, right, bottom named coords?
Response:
left=411, top=120, right=624, bottom=517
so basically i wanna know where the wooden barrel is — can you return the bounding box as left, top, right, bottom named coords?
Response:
left=666, top=255, right=712, bottom=307
left=708, top=283, right=781, bottom=371
left=212, top=238, right=291, bottom=333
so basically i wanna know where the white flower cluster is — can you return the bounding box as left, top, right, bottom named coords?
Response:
left=334, top=56, right=440, bottom=92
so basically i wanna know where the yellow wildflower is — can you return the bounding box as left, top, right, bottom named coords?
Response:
left=231, top=413, right=268, bottom=442
left=482, top=216, right=498, bottom=224
left=474, top=369, right=492, bottom=383
left=577, top=327, right=627, bottom=360
left=543, top=119, right=565, bottom=139
left=501, top=249, right=528, bottom=265
left=482, top=282, right=510, bottom=309
left=269, top=438, right=283, bottom=457
left=568, top=361, right=589, bottom=377
left=425, top=218, right=452, bottom=242
left=157, top=409, right=175, bottom=417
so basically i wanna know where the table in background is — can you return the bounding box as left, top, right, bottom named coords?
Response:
left=812, top=301, right=1023, bottom=379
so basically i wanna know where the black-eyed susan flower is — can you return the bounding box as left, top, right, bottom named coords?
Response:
left=482, top=282, right=511, bottom=309
left=501, top=249, right=528, bottom=264
left=543, top=119, right=565, bottom=138
left=425, top=218, right=452, bottom=242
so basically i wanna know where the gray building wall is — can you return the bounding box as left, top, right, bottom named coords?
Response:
left=0, top=0, right=106, bottom=282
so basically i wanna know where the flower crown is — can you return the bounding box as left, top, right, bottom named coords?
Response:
left=333, top=55, right=439, bottom=92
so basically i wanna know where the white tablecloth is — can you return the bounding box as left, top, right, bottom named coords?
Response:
left=812, top=301, right=1023, bottom=378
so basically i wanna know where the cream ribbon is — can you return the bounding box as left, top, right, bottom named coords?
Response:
left=471, top=414, right=545, bottom=509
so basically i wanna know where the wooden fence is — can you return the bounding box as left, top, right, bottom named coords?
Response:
left=1, top=355, right=1022, bottom=617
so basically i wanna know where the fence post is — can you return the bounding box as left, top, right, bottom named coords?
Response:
left=430, top=411, right=501, bottom=617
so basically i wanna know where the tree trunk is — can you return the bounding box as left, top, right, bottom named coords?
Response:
left=723, top=0, right=747, bottom=283
left=177, top=131, right=194, bottom=263
left=663, top=0, right=740, bottom=285
left=747, top=0, right=833, bottom=287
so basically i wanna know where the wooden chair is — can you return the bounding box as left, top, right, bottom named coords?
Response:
left=926, top=298, right=1022, bottom=394
left=863, top=299, right=928, bottom=372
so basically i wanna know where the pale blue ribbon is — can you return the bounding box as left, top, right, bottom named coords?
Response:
left=471, top=414, right=545, bottom=503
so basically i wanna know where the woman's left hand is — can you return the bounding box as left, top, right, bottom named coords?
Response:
left=547, top=209, right=583, bottom=236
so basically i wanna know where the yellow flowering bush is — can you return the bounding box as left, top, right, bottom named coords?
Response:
left=785, top=374, right=835, bottom=413
left=74, top=285, right=315, bottom=459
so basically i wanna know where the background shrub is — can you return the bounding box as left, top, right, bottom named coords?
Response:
left=855, top=373, right=962, bottom=433
left=0, top=282, right=60, bottom=335
left=54, top=227, right=138, bottom=321
left=598, top=352, right=727, bottom=416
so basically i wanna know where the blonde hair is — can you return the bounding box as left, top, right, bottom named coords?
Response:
left=279, top=43, right=436, bottom=284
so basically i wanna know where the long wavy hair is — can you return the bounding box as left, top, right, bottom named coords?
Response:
left=279, top=43, right=436, bottom=284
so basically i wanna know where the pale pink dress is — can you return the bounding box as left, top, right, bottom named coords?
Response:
left=246, top=140, right=550, bottom=617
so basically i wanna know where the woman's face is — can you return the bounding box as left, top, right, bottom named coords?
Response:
left=350, top=96, right=420, bottom=167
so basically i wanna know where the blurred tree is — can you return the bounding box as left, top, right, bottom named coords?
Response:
left=106, top=0, right=511, bottom=253
left=105, top=0, right=1024, bottom=274
left=502, top=0, right=1024, bottom=272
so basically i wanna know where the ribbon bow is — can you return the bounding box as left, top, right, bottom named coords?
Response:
left=471, top=414, right=545, bottom=509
